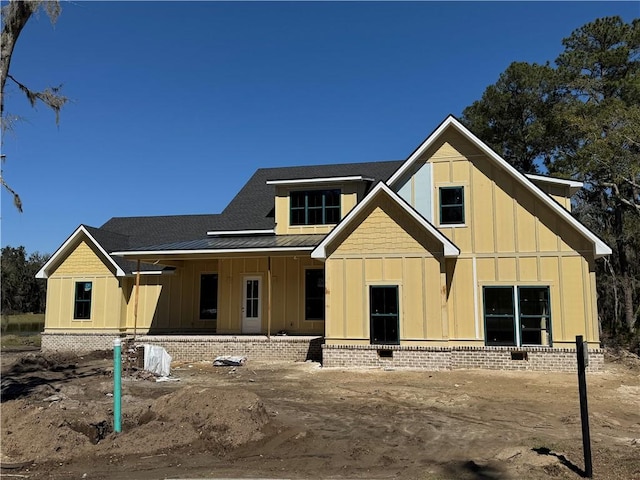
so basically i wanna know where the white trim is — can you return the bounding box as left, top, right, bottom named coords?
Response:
left=266, top=175, right=375, bottom=185
left=129, top=270, right=175, bottom=276
left=36, top=225, right=126, bottom=279
left=525, top=173, right=583, bottom=189
left=472, top=257, right=479, bottom=340
left=112, top=246, right=315, bottom=257
left=311, top=182, right=460, bottom=260
left=207, top=229, right=275, bottom=236
left=387, top=115, right=611, bottom=258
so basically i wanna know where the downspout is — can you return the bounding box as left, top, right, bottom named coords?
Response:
left=267, top=256, right=272, bottom=339
left=133, top=259, right=141, bottom=341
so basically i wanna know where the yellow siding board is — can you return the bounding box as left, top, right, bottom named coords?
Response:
left=515, top=199, right=537, bottom=252
left=472, top=163, right=495, bottom=253
left=494, top=175, right=517, bottom=253
left=450, top=259, right=475, bottom=339
left=425, top=258, right=443, bottom=339
left=476, top=258, right=496, bottom=282
left=345, top=259, right=364, bottom=338
left=497, top=257, right=517, bottom=282
left=365, top=257, right=383, bottom=282
left=325, top=258, right=345, bottom=339
left=518, top=257, right=539, bottom=282
left=383, top=257, right=403, bottom=281
left=560, top=256, right=586, bottom=341
left=402, top=259, right=425, bottom=339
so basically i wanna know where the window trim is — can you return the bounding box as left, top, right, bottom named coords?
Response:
left=304, top=268, right=325, bottom=321
left=198, top=272, right=219, bottom=321
left=439, top=185, right=465, bottom=226
left=483, top=285, right=552, bottom=347
left=290, top=189, right=341, bottom=226
left=73, top=281, right=92, bottom=321
left=369, top=284, right=400, bottom=345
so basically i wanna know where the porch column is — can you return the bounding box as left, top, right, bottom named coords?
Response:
left=134, top=259, right=141, bottom=340
left=267, top=256, right=272, bottom=339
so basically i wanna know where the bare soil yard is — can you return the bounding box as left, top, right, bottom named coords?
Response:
left=1, top=347, right=639, bottom=480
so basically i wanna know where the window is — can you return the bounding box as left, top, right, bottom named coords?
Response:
left=483, top=286, right=551, bottom=347
left=290, top=189, right=340, bottom=226
left=74, top=282, right=92, bottom=320
left=439, top=186, right=464, bottom=225
left=199, top=274, right=218, bottom=320
left=370, top=286, right=399, bottom=345
left=305, top=269, right=325, bottom=320
left=519, top=287, right=551, bottom=345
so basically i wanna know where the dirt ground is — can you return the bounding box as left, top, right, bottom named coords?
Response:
left=1, top=347, right=639, bottom=480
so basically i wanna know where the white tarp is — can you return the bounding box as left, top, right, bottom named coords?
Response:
left=143, top=344, right=172, bottom=377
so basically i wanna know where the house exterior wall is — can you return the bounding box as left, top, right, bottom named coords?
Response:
left=422, top=130, right=597, bottom=347
left=43, top=239, right=124, bottom=333
left=324, top=196, right=447, bottom=346
left=274, top=182, right=366, bottom=235
left=324, top=129, right=600, bottom=353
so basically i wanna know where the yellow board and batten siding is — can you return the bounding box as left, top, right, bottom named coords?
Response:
left=324, top=197, right=447, bottom=345
left=404, top=129, right=597, bottom=346
left=44, top=237, right=326, bottom=336
left=44, top=239, right=124, bottom=332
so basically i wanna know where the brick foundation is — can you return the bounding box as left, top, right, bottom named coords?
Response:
left=42, top=333, right=323, bottom=363
left=41, top=333, right=603, bottom=371
left=322, top=344, right=604, bottom=372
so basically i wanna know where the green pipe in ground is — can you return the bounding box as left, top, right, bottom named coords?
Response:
left=113, top=338, right=122, bottom=433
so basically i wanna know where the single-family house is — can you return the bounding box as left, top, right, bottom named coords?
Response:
left=37, top=116, right=610, bottom=371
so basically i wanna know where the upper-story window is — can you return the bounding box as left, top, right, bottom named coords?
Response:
left=290, top=189, right=341, bottom=226
left=439, top=186, right=465, bottom=225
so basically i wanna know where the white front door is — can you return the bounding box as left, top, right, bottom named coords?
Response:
left=242, top=276, right=261, bottom=333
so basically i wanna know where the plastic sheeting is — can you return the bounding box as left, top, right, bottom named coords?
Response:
left=143, top=344, right=172, bottom=377
left=213, top=355, right=247, bottom=366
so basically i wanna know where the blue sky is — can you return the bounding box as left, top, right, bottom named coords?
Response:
left=2, top=1, right=638, bottom=255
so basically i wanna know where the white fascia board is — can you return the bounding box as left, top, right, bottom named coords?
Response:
left=525, top=174, right=584, bottom=189
left=129, top=270, right=175, bottom=276
left=387, top=115, right=611, bottom=258
left=206, top=229, right=275, bottom=236
left=35, top=225, right=126, bottom=279
left=112, top=246, right=315, bottom=257
left=311, top=182, right=460, bottom=260
left=266, top=176, right=375, bottom=185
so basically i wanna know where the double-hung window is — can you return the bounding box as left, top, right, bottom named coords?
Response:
left=74, top=281, right=92, bottom=320
left=439, top=186, right=465, bottom=225
left=483, top=286, right=551, bottom=346
left=290, top=189, right=340, bottom=226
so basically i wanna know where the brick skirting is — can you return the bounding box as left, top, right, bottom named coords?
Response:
left=41, top=333, right=323, bottom=363
left=322, top=344, right=604, bottom=372
left=41, top=333, right=603, bottom=371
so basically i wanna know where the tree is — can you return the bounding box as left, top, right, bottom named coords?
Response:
left=1, top=246, right=49, bottom=315
left=1, top=0, right=67, bottom=211
left=462, top=16, right=640, bottom=348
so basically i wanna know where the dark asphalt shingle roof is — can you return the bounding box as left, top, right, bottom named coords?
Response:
left=75, top=160, right=405, bottom=272
left=221, top=161, right=404, bottom=231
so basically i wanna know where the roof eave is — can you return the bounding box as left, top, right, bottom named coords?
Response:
left=36, top=225, right=126, bottom=279
left=311, top=182, right=460, bottom=260
left=387, top=115, right=611, bottom=259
